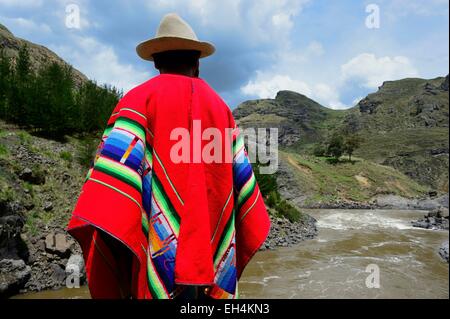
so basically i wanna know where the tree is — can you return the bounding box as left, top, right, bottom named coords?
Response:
left=313, top=143, right=326, bottom=157
left=0, top=50, right=11, bottom=120
left=10, top=45, right=32, bottom=126
left=343, top=135, right=362, bottom=161
left=327, top=134, right=344, bottom=160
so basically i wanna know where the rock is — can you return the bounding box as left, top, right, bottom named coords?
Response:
left=45, top=233, right=71, bottom=257
left=43, top=201, right=53, bottom=212
left=62, top=173, right=71, bottom=182
left=0, top=259, right=31, bottom=298
left=441, top=75, right=449, bottom=91
left=18, top=168, right=33, bottom=181
left=358, top=97, right=382, bottom=114
left=18, top=167, right=45, bottom=185
left=412, top=207, right=449, bottom=230
left=439, top=241, right=449, bottom=263
left=50, top=263, right=66, bottom=284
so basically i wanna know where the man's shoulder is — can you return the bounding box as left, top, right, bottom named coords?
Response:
left=194, top=78, right=230, bottom=109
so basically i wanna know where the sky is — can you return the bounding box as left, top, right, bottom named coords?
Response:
left=0, top=0, right=448, bottom=109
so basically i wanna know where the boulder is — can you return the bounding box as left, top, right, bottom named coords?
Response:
left=50, top=263, right=66, bottom=284
left=43, top=201, right=53, bottom=212
left=45, top=233, right=71, bottom=257
left=439, top=241, right=449, bottom=263
left=0, top=259, right=31, bottom=298
left=19, top=167, right=45, bottom=185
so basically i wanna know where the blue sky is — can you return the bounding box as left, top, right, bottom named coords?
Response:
left=0, top=0, right=448, bottom=109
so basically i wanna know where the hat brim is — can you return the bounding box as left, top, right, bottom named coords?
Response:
left=136, top=37, right=215, bottom=61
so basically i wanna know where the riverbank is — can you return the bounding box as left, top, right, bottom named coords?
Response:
left=261, top=210, right=318, bottom=250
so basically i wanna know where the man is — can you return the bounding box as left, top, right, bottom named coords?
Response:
left=67, top=13, right=270, bottom=300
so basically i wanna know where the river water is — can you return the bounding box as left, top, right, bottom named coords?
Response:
left=13, top=209, right=449, bottom=299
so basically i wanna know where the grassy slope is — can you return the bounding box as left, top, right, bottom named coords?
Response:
left=0, top=120, right=94, bottom=236
left=280, top=151, right=428, bottom=206
left=349, top=77, right=449, bottom=191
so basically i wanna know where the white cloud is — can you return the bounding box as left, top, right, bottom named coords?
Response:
left=241, top=52, right=421, bottom=109
left=241, top=73, right=347, bottom=109
left=149, top=0, right=309, bottom=45
left=242, top=74, right=312, bottom=98
left=341, top=53, right=419, bottom=89
left=0, top=16, right=52, bottom=34
left=51, top=36, right=149, bottom=94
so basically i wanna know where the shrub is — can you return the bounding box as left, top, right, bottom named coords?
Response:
left=276, top=199, right=303, bottom=223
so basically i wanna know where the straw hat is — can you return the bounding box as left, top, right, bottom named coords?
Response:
left=136, top=13, right=215, bottom=61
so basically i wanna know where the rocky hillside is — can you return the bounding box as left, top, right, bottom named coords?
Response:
left=346, top=76, right=449, bottom=192
left=0, top=23, right=87, bottom=86
left=1, top=120, right=90, bottom=297
left=234, top=76, right=449, bottom=192
left=233, top=90, right=347, bottom=148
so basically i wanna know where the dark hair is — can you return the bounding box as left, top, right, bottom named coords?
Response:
left=153, top=50, right=201, bottom=71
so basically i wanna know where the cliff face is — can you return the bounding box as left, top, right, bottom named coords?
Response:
left=0, top=23, right=87, bottom=86
left=233, top=76, right=449, bottom=192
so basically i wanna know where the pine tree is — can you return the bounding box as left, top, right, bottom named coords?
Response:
left=10, top=45, right=32, bottom=126
left=0, top=50, right=11, bottom=120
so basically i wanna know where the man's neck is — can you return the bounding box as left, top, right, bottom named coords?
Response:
left=159, top=69, right=197, bottom=78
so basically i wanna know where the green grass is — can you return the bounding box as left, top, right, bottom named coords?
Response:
left=0, top=142, right=8, bottom=157
left=17, top=131, right=32, bottom=144
left=280, top=151, right=428, bottom=206
left=60, top=150, right=73, bottom=162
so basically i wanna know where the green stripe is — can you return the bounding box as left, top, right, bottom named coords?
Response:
left=233, top=135, right=244, bottom=155
left=153, top=150, right=184, bottom=206
left=94, top=158, right=142, bottom=192
left=141, top=212, right=149, bottom=238
left=142, top=245, right=168, bottom=299
left=145, top=143, right=153, bottom=167
left=213, top=211, right=235, bottom=267
left=115, top=117, right=146, bottom=141
left=103, top=126, right=113, bottom=138
left=152, top=174, right=181, bottom=235
left=237, top=174, right=256, bottom=208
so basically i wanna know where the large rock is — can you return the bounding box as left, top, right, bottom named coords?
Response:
left=411, top=207, right=449, bottom=230
left=439, top=241, right=449, bottom=263
left=18, top=167, right=45, bottom=185
left=0, top=199, right=26, bottom=260
left=45, top=233, right=72, bottom=257
left=0, top=259, right=31, bottom=298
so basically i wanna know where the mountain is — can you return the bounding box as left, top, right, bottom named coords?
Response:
left=233, top=90, right=347, bottom=148
left=0, top=23, right=87, bottom=86
left=233, top=76, right=449, bottom=192
left=346, top=76, right=449, bottom=191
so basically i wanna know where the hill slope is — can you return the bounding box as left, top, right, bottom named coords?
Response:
left=346, top=76, right=449, bottom=191
left=234, top=76, right=449, bottom=192
left=0, top=23, right=87, bottom=86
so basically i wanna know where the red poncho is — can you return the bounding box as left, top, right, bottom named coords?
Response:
left=67, top=73, right=270, bottom=299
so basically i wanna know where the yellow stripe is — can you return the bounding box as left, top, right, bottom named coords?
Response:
left=121, top=107, right=147, bottom=120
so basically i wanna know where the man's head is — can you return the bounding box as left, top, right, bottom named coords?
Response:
left=136, top=13, right=215, bottom=71
left=153, top=50, right=201, bottom=77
